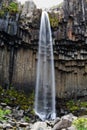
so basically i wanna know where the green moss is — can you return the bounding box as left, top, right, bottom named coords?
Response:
left=66, top=100, right=79, bottom=112
left=80, top=102, right=87, bottom=107
left=73, top=118, right=87, bottom=130
left=8, top=2, right=19, bottom=14
left=0, top=10, right=5, bottom=17
left=0, top=86, right=35, bottom=117
left=0, top=2, right=19, bottom=17
left=24, top=116, right=30, bottom=122
left=66, top=100, right=87, bottom=114
left=49, top=13, right=59, bottom=28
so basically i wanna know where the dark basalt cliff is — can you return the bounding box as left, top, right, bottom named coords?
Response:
left=0, top=0, right=87, bottom=98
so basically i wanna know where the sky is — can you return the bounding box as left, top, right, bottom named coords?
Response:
left=18, top=0, right=63, bottom=9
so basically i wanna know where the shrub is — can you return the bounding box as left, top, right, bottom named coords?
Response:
left=0, top=86, right=35, bottom=117
left=49, top=13, right=59, bottom=28
left=8, top=2, right=19, bottom=14
left=73, top=117, right=87, bottom=130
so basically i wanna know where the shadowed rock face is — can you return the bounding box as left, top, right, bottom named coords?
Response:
left=0, top=0, right=87, bottom=98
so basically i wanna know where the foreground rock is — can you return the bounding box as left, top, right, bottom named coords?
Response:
left=52, top=114, right=77, bottom=130
left=0, top=102, right=87, bottom=130
left=31, top=121, right=52, bottom=130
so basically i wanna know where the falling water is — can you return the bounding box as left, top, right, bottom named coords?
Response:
left=82, top=0, right=85, bottom=21
left=35, top=11, right=56, bottom=121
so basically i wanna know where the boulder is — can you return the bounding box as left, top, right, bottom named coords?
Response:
left=31, top=121, right=52, bottom=130
left=52, top=114, right=77, bottom=130
left=67, top=126, right=76, bottom=130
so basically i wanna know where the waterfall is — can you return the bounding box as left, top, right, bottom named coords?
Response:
left=34, top=11, right=56, bottom=121
left=82, top=0, right=85, bottom=21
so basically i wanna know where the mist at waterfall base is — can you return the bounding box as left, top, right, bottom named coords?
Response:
left=34, top=11, right=56, bottom=121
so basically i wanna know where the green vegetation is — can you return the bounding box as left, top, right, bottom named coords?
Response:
left=0, top=109, right=11, bottom=121
left=0, top=86, right=35, bottom=116
left=49, top=13, right=59, bottom=28
left=0, top=10, right=5, bottom=17
left=66, top=100, right=79, bottom=112
left=73, top=117, right=87, bottom=130
left=8, top=2, right=18, bottom=14
left=0, top=2, right=18, bottom=17
left=66, top=100, right=87, bottom=114
left=24, top=116, right=31, bottom=122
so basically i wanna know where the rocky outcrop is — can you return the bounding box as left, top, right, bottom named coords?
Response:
left=21, top=0, right=37, bottom=20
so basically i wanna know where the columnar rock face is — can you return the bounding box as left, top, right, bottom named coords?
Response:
left=21, top=0, right=36, bottom=19
left=1, top=0, right=87, bottom=98
left=53, top=0, right=87, bottom=97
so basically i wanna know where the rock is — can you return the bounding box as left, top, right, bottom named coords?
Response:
left=31, top=121, right=52, bottom=130
left=3, top=123, right=13, bottom=129
left=52, top=118, right=72, bottom=130
left=16, top=106, right=20, bottom=110
left=19, top=122, right=29, bottom=127
left=46, top=120, right=54, bottom=127
left=18, top=110, right=24, bottom=117
left=1, top=103, right=7, bottom=107
left=12, top=109, right=24, bottom=120
left=67, top=126, right=76, bottom=130
left=61, top=113, right=77, bottom=122
left=60, top=108, right=65, bottom=115
left=53, top=117, right=60, bottom=125
left=5, top=106, right=12, bottom=110
left=52, top=114, right=77, bottom=130
left=7, top=120, right=16, bottom=127
left=0, top=123, right=3, bottom=129
left=26, top=126, right=31, bottom=130
left=80, top=115, right=87, bottom=118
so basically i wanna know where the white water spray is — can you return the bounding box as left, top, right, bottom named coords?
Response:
left=35, top=11, right=56, bottom=121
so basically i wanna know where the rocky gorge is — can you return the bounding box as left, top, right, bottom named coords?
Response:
left=0, top=0, right=87, bottom=99
left=0, top=0, right=87, bottom=129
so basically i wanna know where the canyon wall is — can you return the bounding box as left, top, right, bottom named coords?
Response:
left=0, top=0, right=87, bottom=98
